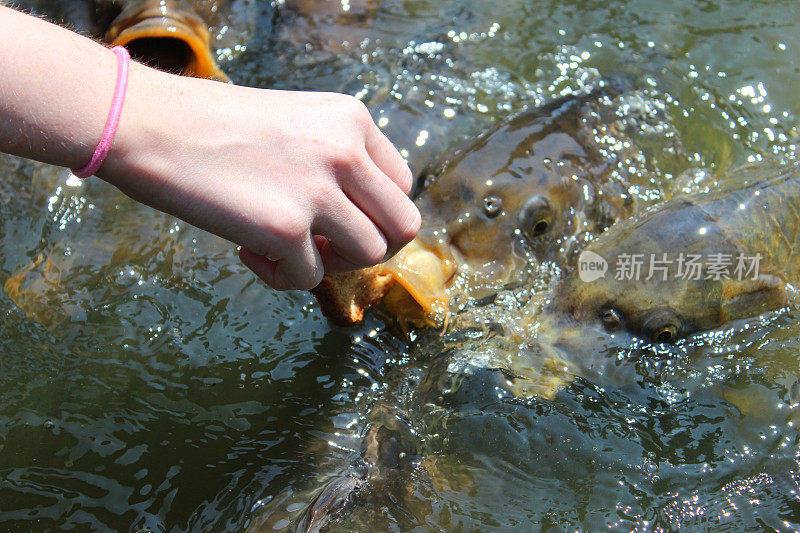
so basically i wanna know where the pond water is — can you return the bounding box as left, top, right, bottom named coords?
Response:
left=2, top=0, right=800, bottom=531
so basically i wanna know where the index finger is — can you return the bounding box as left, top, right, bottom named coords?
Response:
left=365, top=122, right=413, bottom=195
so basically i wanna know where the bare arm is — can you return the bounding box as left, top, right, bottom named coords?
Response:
left=0, top=5, right=420, bottom=290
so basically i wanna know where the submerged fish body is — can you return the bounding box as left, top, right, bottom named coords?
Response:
left=294, top=402, right=419, bottom=533
left=278, top=0, right=382, bottom=54
left=538, top=162, right=800, bottom=359
left=315, top=86, right=641, bottom=326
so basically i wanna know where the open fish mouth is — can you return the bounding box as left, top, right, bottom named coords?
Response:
left=310, top=237, right=457, bottom=327
left=380, top=238, right=457, bottom=325
left=105, top=8, right=228, bottom=81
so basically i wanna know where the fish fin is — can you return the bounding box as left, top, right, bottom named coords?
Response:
left=300, top=474, right=364, bottom=533
left=299, top=407, right=418, bottom=532
left=4, top=253, right=70, bottom=328
left=495, top=357, right=575, bottom=401
left=362, top=405, right=418, bottom=468
left=720, top=273, right=787, bottom=322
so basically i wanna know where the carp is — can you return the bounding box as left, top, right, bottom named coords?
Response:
left=10, top=0, right=228, bottom=79
left=313, top=86, right=640, bottom=327
left=534, top=162, right=800, bottom=370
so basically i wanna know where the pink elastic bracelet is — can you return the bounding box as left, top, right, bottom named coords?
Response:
left=71, top=46, right=130, bottom=179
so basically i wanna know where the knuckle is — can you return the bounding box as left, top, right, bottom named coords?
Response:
left=328, top=153, right=356, bottom=176
left=342, top=95, right=371, bottom=125
left=310, top=178, right=340, bottom=208
left=273, top=261, right=321, bottom=291
left=330, top=145, right=365, bottom=170
left=273, top=215, right=309, bottom=245
left=322, top=141, right=364, bottom=179
left=241, top=236, right=278, bottom=263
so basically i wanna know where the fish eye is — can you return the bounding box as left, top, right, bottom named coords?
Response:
left=601, top=308, right=621, bottom=330
left=642, top=309, right=683, bottom=344
left=532, top=218, right=551, bottom=236
left=653, top=325, right=677, bottom=343
left=483, top=195, right=503, bottom=218
left=520, top=195, right=553, bottom=239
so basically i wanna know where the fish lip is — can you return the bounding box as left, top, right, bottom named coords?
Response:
left=105, top=9, right=228, bottom=81
left=380, top=238, right=458, bottom=323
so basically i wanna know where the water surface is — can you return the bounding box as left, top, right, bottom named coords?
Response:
left=2, top=0, right=800, bottom=530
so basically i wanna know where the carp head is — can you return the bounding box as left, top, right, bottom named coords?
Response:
left=537, top=196, right=788, bottom=359
left=103, top=0, right=228, bottom=80
left=314, top=89, right=637, bottom=327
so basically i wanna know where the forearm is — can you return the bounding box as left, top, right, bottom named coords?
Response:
left=0, top=5, right=419, bottom=291
left=0, top=5, right=125, bottom=169
left=0, top=5, right=204, bottom=195
left=0, top=3, right=274, bottom=223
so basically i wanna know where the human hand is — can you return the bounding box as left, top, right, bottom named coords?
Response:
left=99, top=65, right=420, bottom=290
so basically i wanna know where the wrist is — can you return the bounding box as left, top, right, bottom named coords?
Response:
left=95, top=63, right=189, bottom=200
left=93, top=62, right=247, bottom=232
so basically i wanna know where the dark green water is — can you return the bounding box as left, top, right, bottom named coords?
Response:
left=3, top=0, right=800, bottom=531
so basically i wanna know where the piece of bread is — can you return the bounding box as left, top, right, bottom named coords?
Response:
left=310, top=266, right=396, bottom=326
